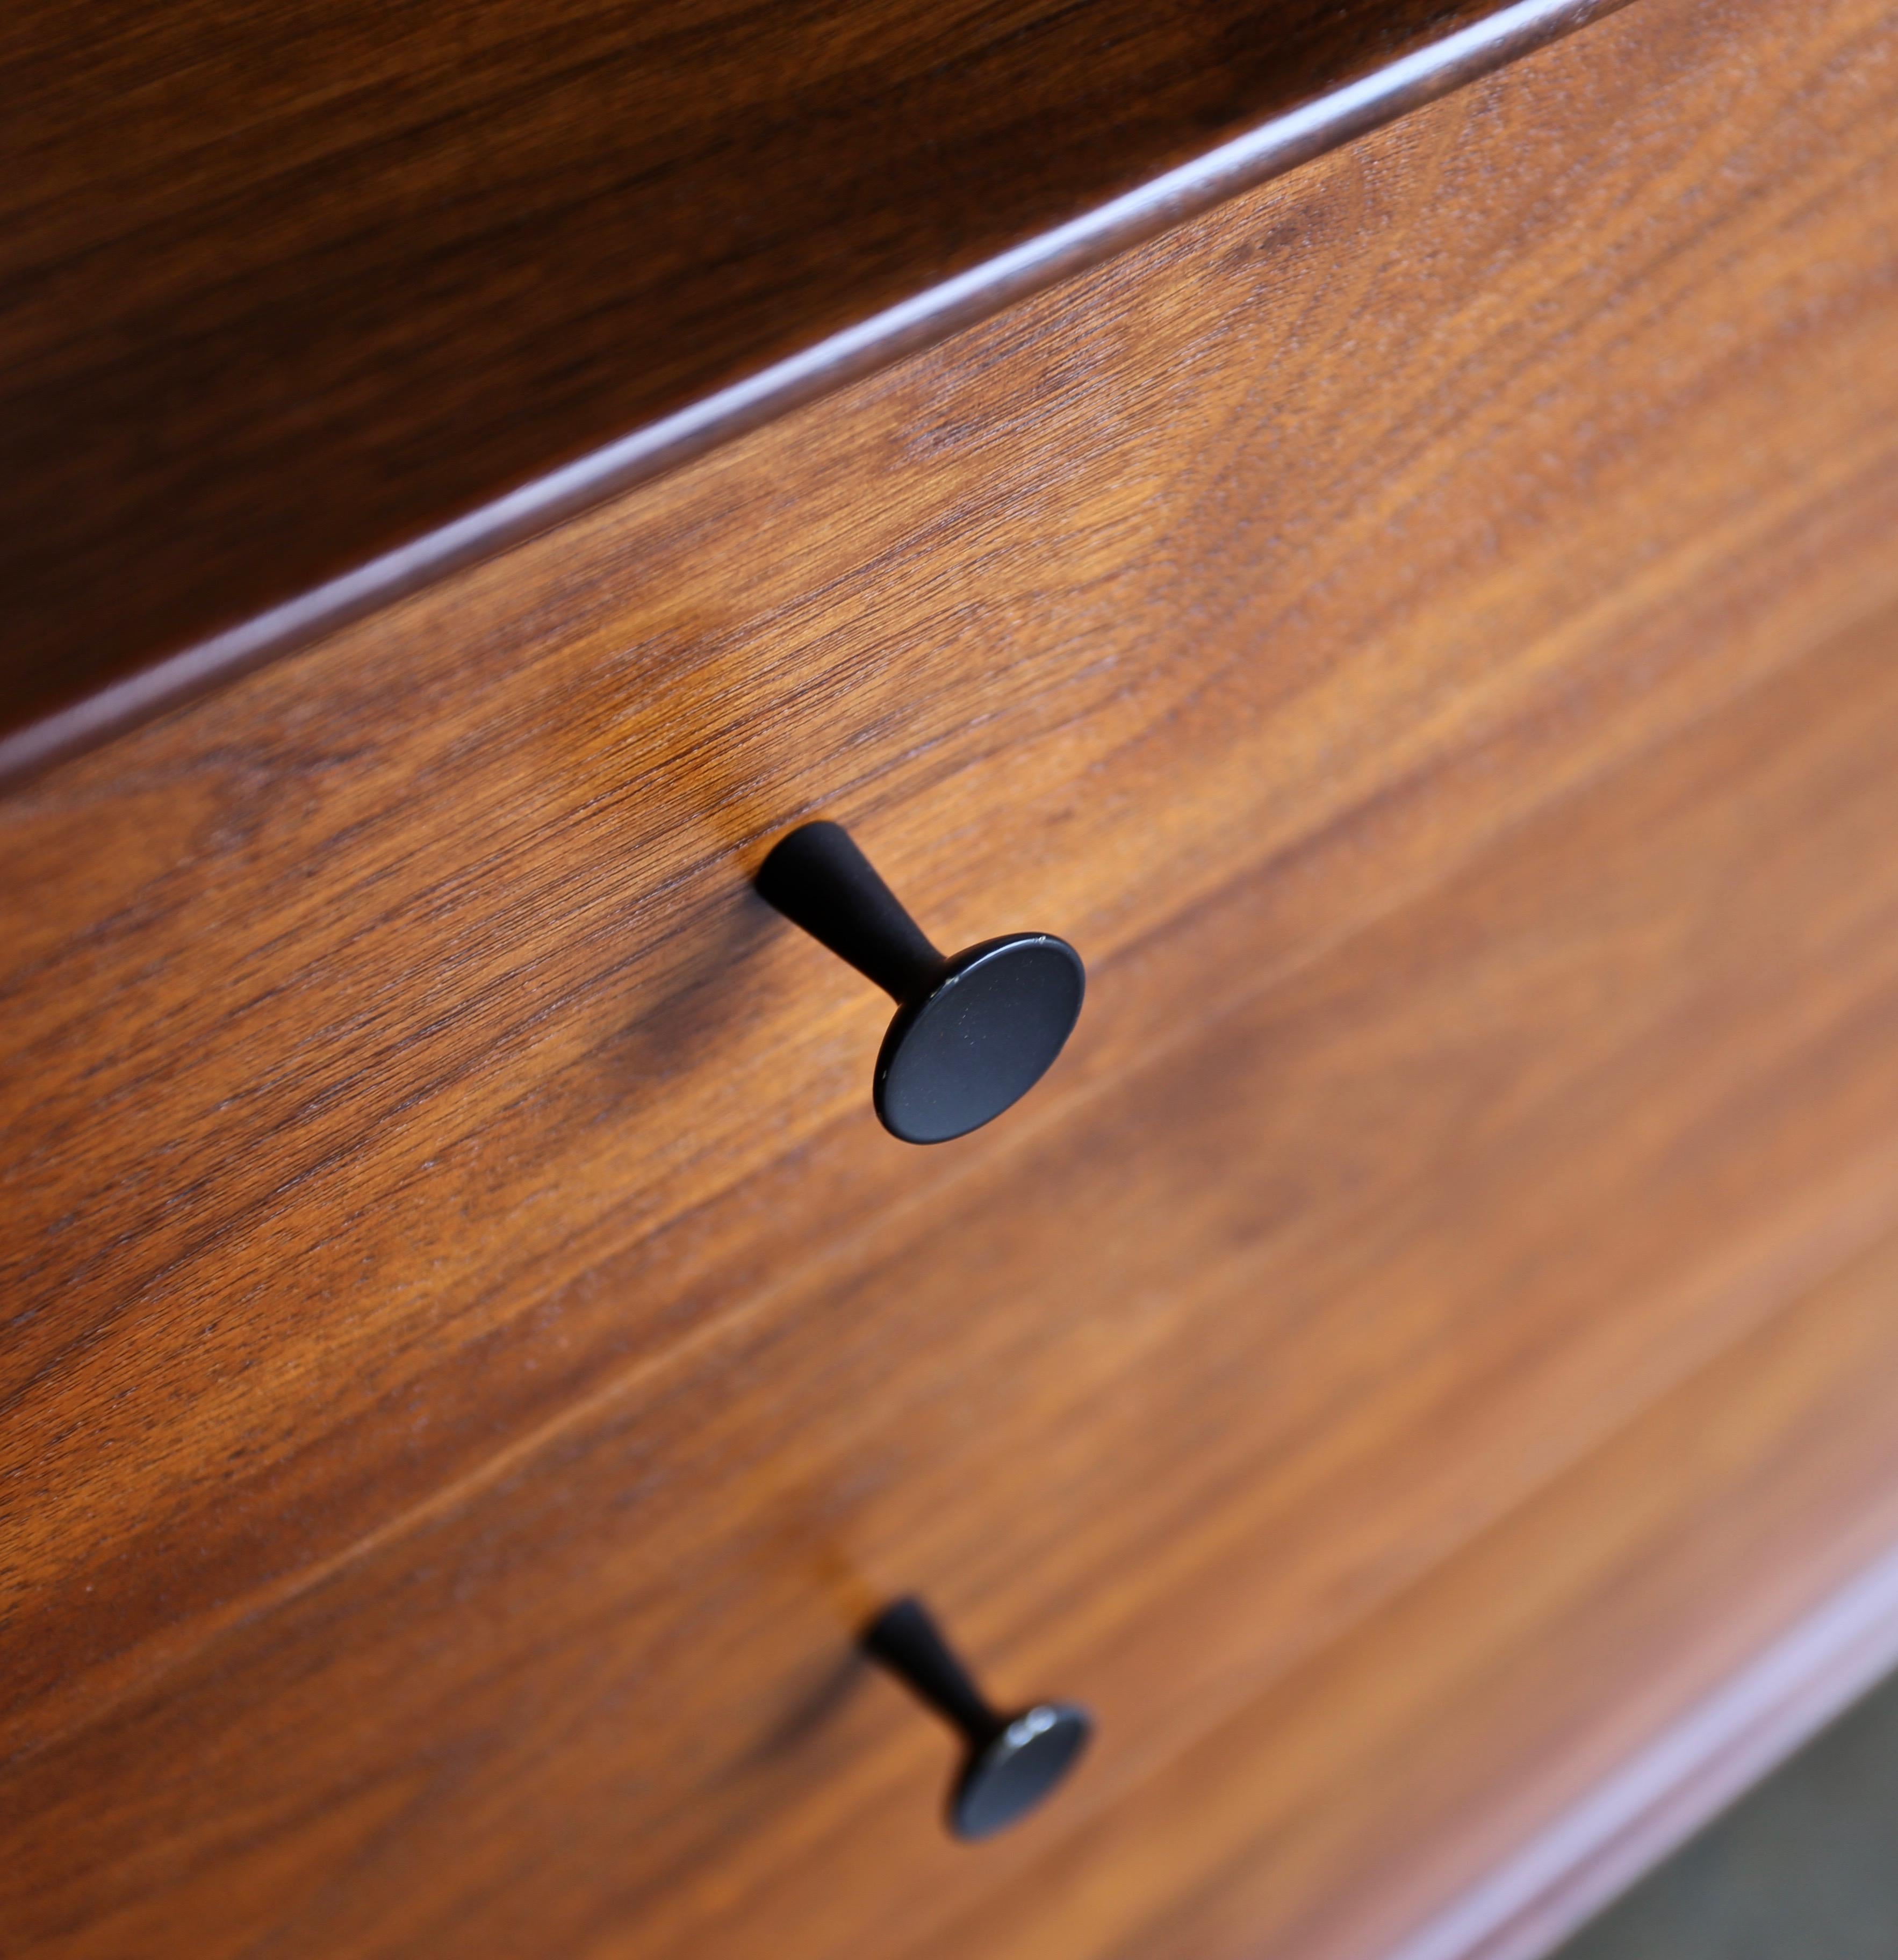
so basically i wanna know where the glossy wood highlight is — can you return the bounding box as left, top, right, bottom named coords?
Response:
left=6, top=0, right=1898, bottom=1952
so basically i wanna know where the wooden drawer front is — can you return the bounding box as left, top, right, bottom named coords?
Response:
left=8, top=1, right=1898, bottom=1954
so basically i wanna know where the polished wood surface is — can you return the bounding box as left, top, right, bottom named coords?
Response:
left=8, top=0, right=1898, bottom=1951
left=2, top=0, right=1626, bottom=766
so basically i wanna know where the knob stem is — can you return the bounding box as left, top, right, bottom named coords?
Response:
left=756, top=822, right=945, bottom=1003
left=861, top=1596, right=1005, bottom=1747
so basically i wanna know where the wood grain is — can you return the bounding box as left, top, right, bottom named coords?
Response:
left=916, top=1137, right=1898, bottom=1960
left=7, top=0, right=1898, bottom=1952
left=1, top=0, right=1629, bottom=764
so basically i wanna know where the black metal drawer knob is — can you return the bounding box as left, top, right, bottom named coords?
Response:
left=861, top=1595, right=1092, bottom=1840
left=755, top=820, right=1084, bottom=1144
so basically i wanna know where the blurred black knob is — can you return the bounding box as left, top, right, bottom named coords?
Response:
left=861, top=1595, right=1092, bottom=1840
left=754, top=821, right=1084, bottom=1144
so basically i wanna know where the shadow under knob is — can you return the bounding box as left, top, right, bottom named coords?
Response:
left=754, top=820, right=1084, bottom=1144
left=861, top=1595, right=1092, bottom=1840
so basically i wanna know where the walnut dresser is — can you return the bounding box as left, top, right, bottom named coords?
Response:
left=9, top=2, right=1898, bottom=1955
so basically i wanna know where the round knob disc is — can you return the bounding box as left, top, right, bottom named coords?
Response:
left=950, top=1702, right=1092, bottom=1840
left=873, top=934, right=1085, bottom=1144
